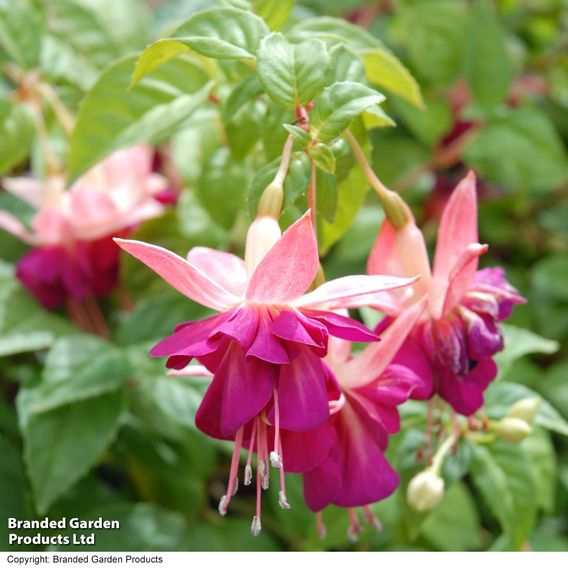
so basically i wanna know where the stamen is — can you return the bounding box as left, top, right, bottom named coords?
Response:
left=329, top=393, right=346, bottom=415
left=257, top=421, right=269, bottom=490
left=272, top=387, right=282, bottom=469
left=269, top=451, right=283, bottom=469
left=218, top=495, right=228, bottom=516
left=277, top=440, right=291, bottom=510
left=362, top=506, right=383, bottom=532
left=316, top=512, right=327, bottom=540
left=347, top=508, right=361, bottom=543
left=244, top=419, right=257, bottom=486
left=278, top=490, right=291, bottom=510
left=222, top=427, right=244, bottom=512
left=251, top=516, right=262, bottom=537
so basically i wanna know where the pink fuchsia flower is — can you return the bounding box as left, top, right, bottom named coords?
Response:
left=115, top=210, right=415, bottom=533
left=0, top=146, right=166, bottom=307
left=367, top=172, right=525, bottom=416
left=298, top=300, right=426, bottom=540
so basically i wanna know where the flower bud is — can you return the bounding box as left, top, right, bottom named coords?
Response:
left=406, top=470, right=445, bottom=512
left=381, top=190, right=412, bottom=230
left=506, top=397, right=541, bottom=425
left=493, top=417, right=531, bottom=443
left=257, top=181, right=283, bottom=219
left=244, top=216, right=282, bottom=274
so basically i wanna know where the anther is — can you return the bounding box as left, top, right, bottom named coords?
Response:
left=269, top=451, right=283, bottom=469
left=251, top=516, right=262, bottom=537
left=218, top=495, right=228, bottom=516
left=278, top=491, right=291, bottom=510
left=244, top=464, right=253, bottom=486
left=262, top=470, right=270, bottom=490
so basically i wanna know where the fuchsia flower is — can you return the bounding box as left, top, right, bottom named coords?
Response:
left=115, top=211, right=415, bottom=534
left=298, top=300, right=426, bottom=538
left=0, top=146, right=166, bottom=308
left=367, top=172, right=525, bottom=415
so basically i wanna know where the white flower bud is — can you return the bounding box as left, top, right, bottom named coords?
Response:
left=507, top=397, right=541, bottom=425
left=406, top=470, right=445, bottom=512
left=244, top=216, right=282, bottom=275
left=494, top=417, right=531, bottom=443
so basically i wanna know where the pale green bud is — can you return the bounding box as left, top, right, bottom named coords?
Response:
left=507, top=397, right=541, bottom=425
left=493, top=417, right=531, bottom=443
left=406, top=470, right=445, bottom=512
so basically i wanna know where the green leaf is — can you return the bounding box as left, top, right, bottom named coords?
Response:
left=463, top=0, right=514, bottom=107
left=0, top=0, right=41, bottom=69
left=289, top=17, right=381, bottom=51
left=396, top=0, right=467, bottom=86
left=261, top=103, right=294, bottom=160
left=197, top=148, right=249, bottom=229
left=135, top=7, right=268, bottom=76
left=319, top=141, right=369, bottom=253
left=310, top=81, right=385, bottom=142
left=0, top=436, right=33, bottom=547
left=21, top=390, right=126, bottom=513
left=522, top=428, right=556, bottom=513
left=310, top=142, right=336, bottom=174
left=257, top=33, right=330, bottom=110
left=494, top=324, right=559, bottom=376
left=421, top=483, right=481, bottom=551
left=0, top=269, right=73, bottom=357
left=282, top=124, right=312, bottom=147
left=45, top=0, right=150, bottom=73
left=363, top=105, right=396, bottom=129
left=254, top=0, right=295, bottom=30
left=315, top=168, right=338, bottom=223
left=470, top=441, right=537, bottom=550
left=463, top=108, right=568, bottom=194
left=362, top=48, right=423, bottom=108
left=26, top=336, right=132, bottom=414
left=223, top=74, right=263, bottom=121
left=0, top=100, right=35, bottom=175
left=68, top=54, right=212, bottom=180
left=327, top=45, right=365, bottom=85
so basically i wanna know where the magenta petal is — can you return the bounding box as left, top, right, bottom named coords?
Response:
left=220, top=346, right=274, bottom=435
left=195, top=369, right=227, bottom=440
left=246, top=316, right=290, bottom=364
left=331, top=401, right=399, bottom=507
left=269, top=309, right=328, bottom=355
left=214, top=306, right=258, bottom=350
left=150, top=311, right=233, bottom=357
left=438, top=358, right=498, bottom=416
left=303, top=453, right=342, bottom=512
left=466, top=313, right=504, bottom=360
left=273, top=348, right=330, bottom=431
left=391, top=338, right=434, bottom=401
left=277, top=424, right=336, bottom=473
left=302, top=309, right=378, bottom=342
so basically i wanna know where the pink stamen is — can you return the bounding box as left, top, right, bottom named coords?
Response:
left=270, top=387, right=283, bottom=469
left=277, top=439, right=290, bottom=510
left=362, top=506, right=383, bottom=532
left=251, top=420, right=263, bottom=537
left=329, top=392, right=346, bottom=415
left=316, top=512, right=327, bottom=540
left=244, top=419, right=257, bottom=486
left=221, top=427, right=243, bottom=514
left=347, top=508, right=361, bottom=543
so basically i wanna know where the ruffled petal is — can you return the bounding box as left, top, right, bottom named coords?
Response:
left=246, top=211, right=318, bottom=303
left=301, top=309, right=378, bottom=343
left=438, top=358, right=498, bottom=416
left=391, top=337, right=434, bottom=401
left=269, top=309, right=328, bottom=356
left=114, top=238, right=241, bottom=311
left=303, top=452, right=342, bottom=512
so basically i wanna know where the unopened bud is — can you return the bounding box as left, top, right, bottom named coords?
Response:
left=381, top=190, right=412, bottom=230
left=244, top=216, right=282, bottom=274
left=507, top=397, right=541, bottom=425
left=257, top=181, right=283, bottom=218
left=407, top=470, right=445, bottom=512
left=493, top=417, right=531, bottom=443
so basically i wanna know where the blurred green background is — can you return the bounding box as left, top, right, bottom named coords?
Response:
left=1, top=0, right=567, bottom=552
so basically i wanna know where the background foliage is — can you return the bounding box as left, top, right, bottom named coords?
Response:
left=1, top=0, right=567, bottom=552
